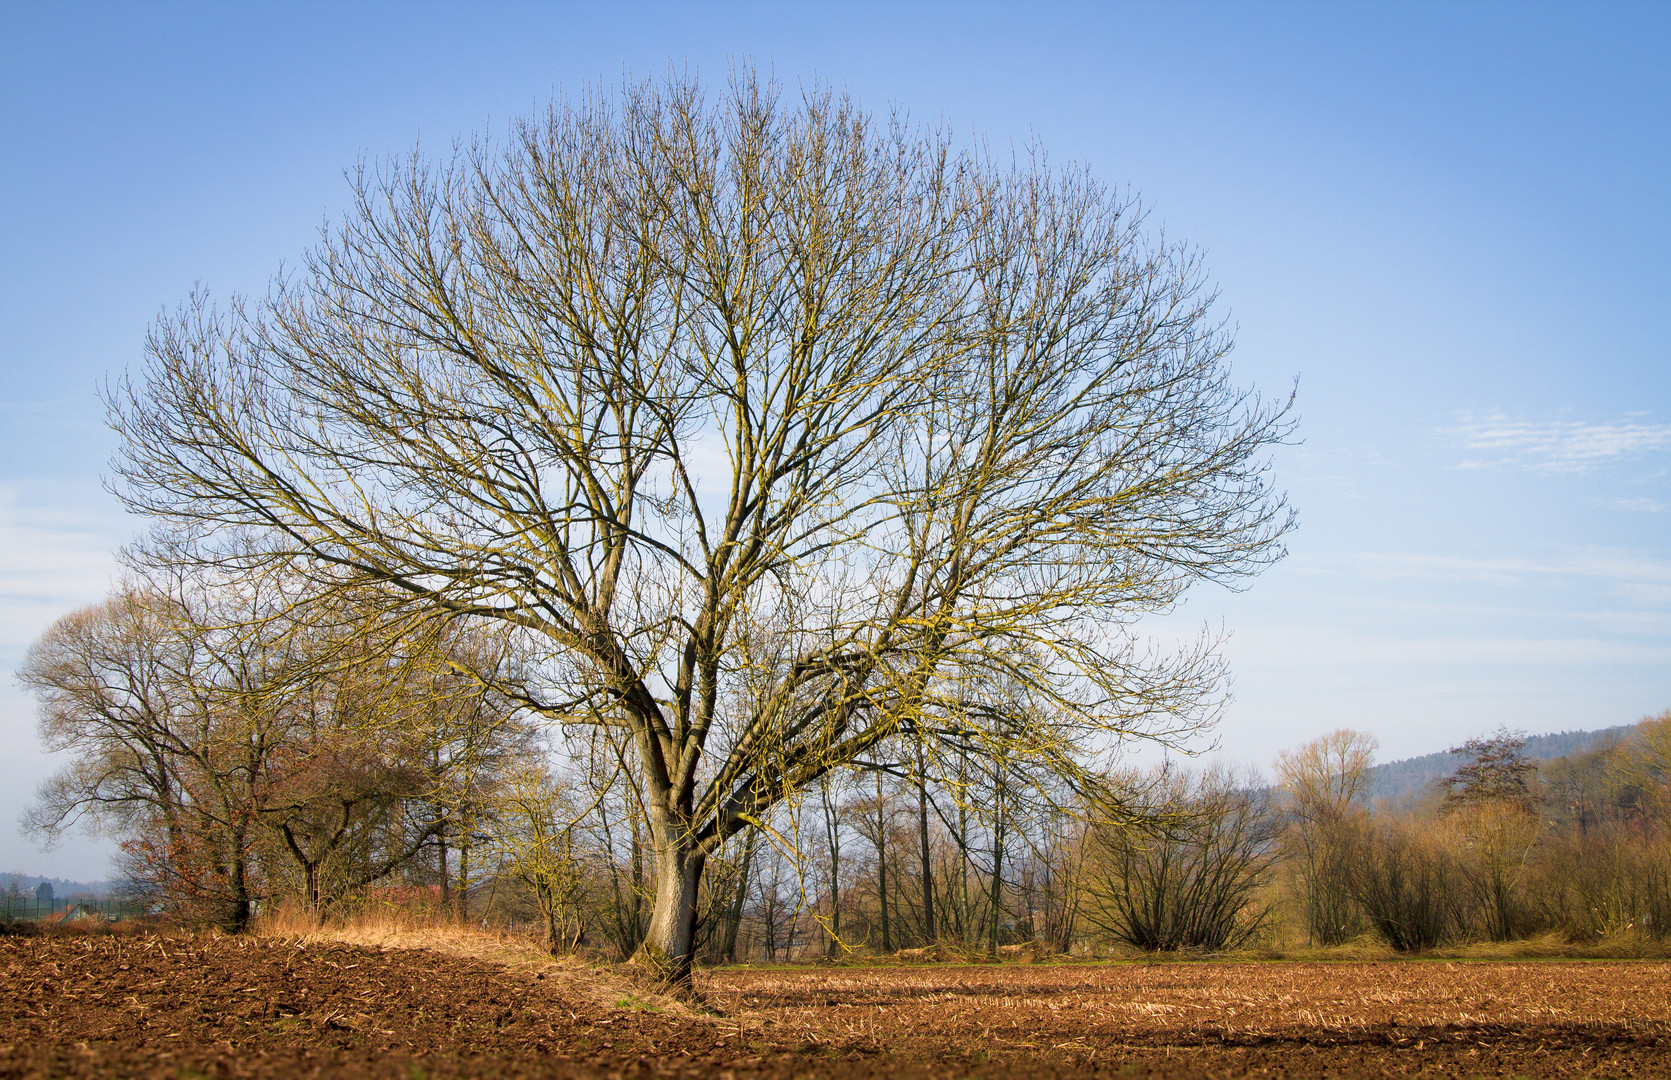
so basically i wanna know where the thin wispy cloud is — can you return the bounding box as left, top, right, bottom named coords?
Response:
left=0, top=486, right=126, bottom=657
left=0, top=486, right=130, bottom=878
left=1453, top=410, right=1671, bottom=473
left=1230, top=626, right=1671, bottom=669
left=1307, top=548, right=1671, bottom=608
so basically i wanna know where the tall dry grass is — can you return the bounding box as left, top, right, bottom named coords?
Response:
left=254, top=901, right=561, bottom=969
left=251, top=901, right=717, bottom=1015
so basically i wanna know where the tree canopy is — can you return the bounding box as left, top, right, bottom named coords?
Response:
left=109, top=70, right=1292, bottom=986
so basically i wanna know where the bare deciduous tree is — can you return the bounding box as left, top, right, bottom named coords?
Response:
left=1616, top=710, right=1671, bottom=822
left=1275, top=730, right=1377, bottom=821
left=1440, top=728, right=1542, bottom=941
left=20, top=587, right=266, bottom=929
left=1083, top=765, right=1279, bottom=952
left=1443, top=728, right=1538, bottom=813
left=110, top=70, right=1291, bottom=990
left=21, top=560, right=524, bottom=930
left=492, top=760, right=593, bottom=956
left=1344, top=812, right=1467, bottom=951
left=1274, top=729, right=1377, bottom=945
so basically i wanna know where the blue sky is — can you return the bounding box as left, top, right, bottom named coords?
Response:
left=3, top=1, right=1667, bottom=877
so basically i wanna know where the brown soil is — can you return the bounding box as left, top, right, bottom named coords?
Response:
left=4, top=933, right=1670, bottom=1078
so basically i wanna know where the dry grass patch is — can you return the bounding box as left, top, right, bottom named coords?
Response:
left=255, top=902, right=551, bottom=967
left=253, top=903, right=712, bottom=1017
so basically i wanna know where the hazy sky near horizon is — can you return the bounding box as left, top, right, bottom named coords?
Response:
left=2, top=1, right=1667, bottom=878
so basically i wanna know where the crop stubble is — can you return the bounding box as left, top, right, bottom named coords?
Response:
left=3, top=935, right=1668, bottom=1078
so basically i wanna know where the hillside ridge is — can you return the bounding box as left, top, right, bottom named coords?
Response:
left=1366, top=724, right=1635, bottom=803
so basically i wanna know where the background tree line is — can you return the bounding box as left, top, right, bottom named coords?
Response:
left=25, top=561, right=1671, bottom=957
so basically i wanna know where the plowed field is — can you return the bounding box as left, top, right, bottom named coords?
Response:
left=4, top=934, right=1669, bottom=1078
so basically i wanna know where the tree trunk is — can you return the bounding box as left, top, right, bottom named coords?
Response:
left=956, top=749, right=972, bottom=947
left=437, top=820, right=450, bottom=916
left=988, top=760, right=1007, bottom=956
left=627, top=814, right=646, bottom=948
left=762, top=889, right=778, bottom=962
left=916, top=742, right=935, bottom=945
left=722, top=832, right=756, bottom=963
left=279, top=822, right=326, bottom=924
left=305, top=862, right=323, bottom=925
left=632, top=841, right=706, bottom=992
left=875, top=769, right=891, bottom=953
left=784, top=899, right=800, bottom=960
left=534, top=878, right=562, bottom=957
left=821, top=778, right=842, bottom=957
left=455, top=807, right=471, bottom=924
left=224, top=833, right=252, bottom=933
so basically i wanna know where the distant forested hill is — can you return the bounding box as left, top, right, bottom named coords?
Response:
left=1365, top=724, right=1636, bottom=804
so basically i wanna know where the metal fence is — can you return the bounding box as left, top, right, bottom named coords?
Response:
left=0, top=896, right=148, bottom=922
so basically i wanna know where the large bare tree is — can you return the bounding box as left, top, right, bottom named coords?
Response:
left=110, top=70, right=1292, bottom=989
